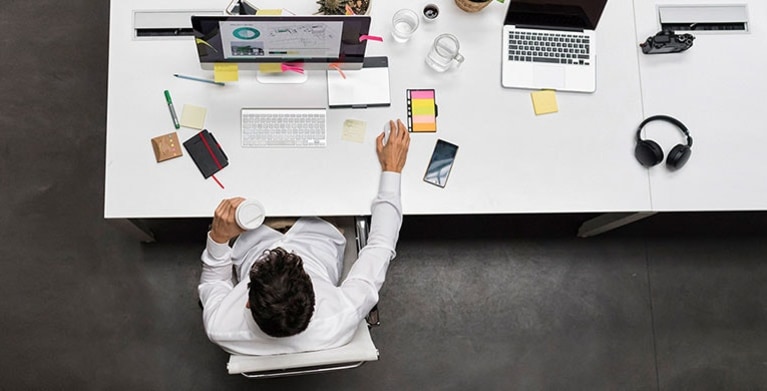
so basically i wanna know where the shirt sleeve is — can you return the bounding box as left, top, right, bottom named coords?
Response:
left=198, top=232, right=235, bottom=326
left=339, top=171, right=402, bottom=318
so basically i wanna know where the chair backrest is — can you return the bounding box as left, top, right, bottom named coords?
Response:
left=227, top=216, right=378, bottom=378
left=228, top=319, right=378, bottom=377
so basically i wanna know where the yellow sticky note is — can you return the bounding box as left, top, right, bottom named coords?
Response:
left=256, top=9, right=283, bottom=15
left=214, top=63, right=239, bottom=82
left=411, top=99, right=436, bottom=115
left=531, top=90, right=558, bottom=115
left=342, top=119, right=366, bottom=143
left=259, top=63, right=283, bottom=74
left=180, top=104, right=207, bottom=129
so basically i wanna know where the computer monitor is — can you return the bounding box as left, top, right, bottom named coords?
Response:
left=191, top=15, right=372, bottom=71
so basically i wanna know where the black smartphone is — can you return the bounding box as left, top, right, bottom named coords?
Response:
left=424, top=139, right=459, bottom=188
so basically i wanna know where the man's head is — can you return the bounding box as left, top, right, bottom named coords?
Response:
left=248, top=247, right=315, bottom=338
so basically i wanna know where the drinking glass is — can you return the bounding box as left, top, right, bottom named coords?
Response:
left=391, top=9, right=419, bottom=43
left=425, top=34, right=465, bottom=72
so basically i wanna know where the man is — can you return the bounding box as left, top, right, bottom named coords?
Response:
left=199, top=119, right=410, bottom=355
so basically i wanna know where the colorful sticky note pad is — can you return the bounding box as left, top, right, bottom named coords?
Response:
left=531, top=90, right=558, bottom=115
left=214, top=63, right=239, bottom=82
left=259, top=63, right=283, bottom=73
left=407, top=89, right=437, bottom=132
left=180, top=104, right=207, bottom=130
left=341, top=119, right=366, bottom=143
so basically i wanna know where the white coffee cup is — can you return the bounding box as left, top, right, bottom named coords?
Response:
left=235, top=199, right=266, bottom=230
left=423, top=4, right=439, bottom=22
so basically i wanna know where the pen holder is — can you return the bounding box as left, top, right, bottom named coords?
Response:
left=454, top=0, right=492, bottom=12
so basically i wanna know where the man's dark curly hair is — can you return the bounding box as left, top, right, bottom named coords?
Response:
left=248, top=247, right=315, bottom=337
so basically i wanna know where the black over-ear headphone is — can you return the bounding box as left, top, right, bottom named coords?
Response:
left=634, top=115, right=693, bottom=170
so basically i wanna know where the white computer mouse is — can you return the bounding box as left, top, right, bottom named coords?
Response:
left=382, top=121, right=391, bottom=145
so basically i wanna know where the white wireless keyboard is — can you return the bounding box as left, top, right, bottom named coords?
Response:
left=241, top=108, right=327, bottom=148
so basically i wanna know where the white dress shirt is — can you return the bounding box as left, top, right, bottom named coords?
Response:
left=199, top=172, right=402, bottom=355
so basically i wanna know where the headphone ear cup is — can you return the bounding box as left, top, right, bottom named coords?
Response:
left=635, top=139, right=664, bottom=167
left=666, top=144, right=691, bottom=170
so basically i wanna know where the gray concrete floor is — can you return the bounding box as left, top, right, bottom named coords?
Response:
left=1, top=1, right=766, bottom=390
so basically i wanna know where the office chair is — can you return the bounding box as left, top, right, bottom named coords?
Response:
left=227, top=216, right=380, bottom=378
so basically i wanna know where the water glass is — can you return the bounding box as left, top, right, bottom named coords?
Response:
left=425, top=34, right=465, bottom=72
left=392, top=9, right=419, bottom=43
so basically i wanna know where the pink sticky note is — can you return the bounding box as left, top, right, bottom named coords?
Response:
left=410, top=90, right=434, bottom=99
left=359, top=35, right=383, bottom=42
left=281, top=63, right=304, bottom=74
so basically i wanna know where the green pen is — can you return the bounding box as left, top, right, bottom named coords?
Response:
left=164, top=90, right=180, bottom=129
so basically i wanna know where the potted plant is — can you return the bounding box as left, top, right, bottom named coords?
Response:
left=317, top=0, right=372, bottom=15
left=454, top=0, right=496, bottom=13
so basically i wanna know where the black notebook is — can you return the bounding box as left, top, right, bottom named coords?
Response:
left=183, top=129, right=228, bottom=178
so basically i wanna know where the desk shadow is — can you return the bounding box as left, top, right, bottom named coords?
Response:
left=399, top=214, right=597, bottom=240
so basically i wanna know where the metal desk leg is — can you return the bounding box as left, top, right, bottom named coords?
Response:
left=108, top=218, right=156, bottom=243
left=577, top=212, right=656, bottom=238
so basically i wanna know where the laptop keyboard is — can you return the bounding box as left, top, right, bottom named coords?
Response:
left=241, top=109, right=327, bottom=148
left=508, top=31, right=591, bottom=65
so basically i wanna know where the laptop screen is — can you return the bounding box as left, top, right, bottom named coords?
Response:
left=505, top=0, right=608, bottom=31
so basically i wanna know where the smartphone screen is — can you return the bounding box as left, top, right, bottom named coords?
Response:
left=424, top=139, right=458, bottom=188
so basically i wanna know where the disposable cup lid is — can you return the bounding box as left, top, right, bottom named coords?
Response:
left=235, top=200, right=266, bottom=230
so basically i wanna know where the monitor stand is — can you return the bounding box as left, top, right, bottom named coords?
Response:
left=256, top=71, right=308, bottom=84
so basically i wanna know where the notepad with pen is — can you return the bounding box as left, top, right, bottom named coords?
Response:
left=406, top=89, right=438, bottom=132
left=183, top=129, right=229, bottom=179
left=327, top=56, right=391, bottom=109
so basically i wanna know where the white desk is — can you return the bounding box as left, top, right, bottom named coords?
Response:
left=106, top=0, right=649, bottom=239
left=634, top=0, right=767, bottom=212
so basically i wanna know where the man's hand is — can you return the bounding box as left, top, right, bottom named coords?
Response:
left=210, top=197, right=246, bottom=244
left=376, top=119, right=410, bottom=173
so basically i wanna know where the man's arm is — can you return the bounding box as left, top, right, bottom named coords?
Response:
left=340, top=119, right=410, bottom=318
left=198, top=198, right=245, bottom=325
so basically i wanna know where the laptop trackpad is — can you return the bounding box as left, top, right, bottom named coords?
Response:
left=533, top=65, right=565, bottom=89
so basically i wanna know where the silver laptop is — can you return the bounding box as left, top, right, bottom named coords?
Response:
left=501, top=0, right=608, bottom=93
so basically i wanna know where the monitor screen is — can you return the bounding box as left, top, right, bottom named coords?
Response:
left=191, top=15, right=371, bottom=70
